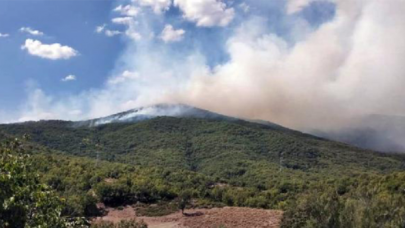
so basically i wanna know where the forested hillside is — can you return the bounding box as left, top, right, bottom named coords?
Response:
left=1, top=117, right=404, bottom=177
left=1, top=112, right=405, bottom=227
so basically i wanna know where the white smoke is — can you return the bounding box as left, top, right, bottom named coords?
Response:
left=9, top=0, right=405, bottom=152
left=175, top=0, right=405, bottom=131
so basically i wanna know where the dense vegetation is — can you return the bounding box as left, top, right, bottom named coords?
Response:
left=281, top=173, right=405, bottom=227
left=1, top=114, right=405, bottom=227
left=0, top=138, right=86, bottom=227
left=2, top=117, right=404, bottom=176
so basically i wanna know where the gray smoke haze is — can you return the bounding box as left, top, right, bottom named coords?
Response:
left=173, top=0, right=405, bottom=132
left=9, top=0, right=405, bottom=151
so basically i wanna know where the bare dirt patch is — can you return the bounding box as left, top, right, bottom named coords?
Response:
left=181, top=207, right=283, bottom=228
left=94, top=206, right=136, bottom=224
left=94, top=206, right=283, bottom=228
left=104, top=178, right=117, bottom=183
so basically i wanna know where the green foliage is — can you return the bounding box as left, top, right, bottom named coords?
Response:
left=3, top=117, right=405, bottom=227
left=281, top=173, right=405, bottom=228
left=96, top=182, right=132, bottom=206
left=0, top=138, right=85, bottom=228
left=2, top=117, right=405, bottom=181
left=178, top=190, right=192, bottom=214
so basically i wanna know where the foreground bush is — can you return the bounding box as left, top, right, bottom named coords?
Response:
left=0, top=138, right=85, bottom=227
left=281, top=175, right=405, bottom=228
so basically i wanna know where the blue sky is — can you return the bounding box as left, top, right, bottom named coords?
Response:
left=0, top=1, right=123, bottom=108
left=0, top=0, right=338, bottom=123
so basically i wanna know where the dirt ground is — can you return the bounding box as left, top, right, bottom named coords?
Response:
left=94, top=206, right=283, bottom=228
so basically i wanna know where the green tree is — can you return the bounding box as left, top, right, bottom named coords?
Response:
left=0, top=138, right=84, bottom=227
left=178, top=190, right=192, bottom=215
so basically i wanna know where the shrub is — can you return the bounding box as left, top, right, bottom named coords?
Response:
left=0, top=138, right=84, bottom=227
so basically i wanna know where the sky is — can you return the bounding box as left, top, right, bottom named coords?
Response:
left=0, top=0, right=335, bottom=122
left=0, top=0, right=404, bottom=135
left=0, top=1, right=122, bottom=115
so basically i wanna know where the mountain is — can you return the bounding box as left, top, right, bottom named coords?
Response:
left=2, top=104, right=405, bottom=227
left=77, top=104, right=405, bottom=153
left=1, top=104, right=404, bottom=186
left=76, top=104, right=237, bottom=127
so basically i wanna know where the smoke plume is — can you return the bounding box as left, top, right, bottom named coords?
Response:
left=10, top=0, right=405, bottom=151
left=174, top=0, right=405, bottom=131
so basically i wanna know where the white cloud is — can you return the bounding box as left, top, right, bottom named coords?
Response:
left=174, top=0, right=235, bottom=27
left=239, top=3, right=250, bottom=13
left=108, top=71, right=140, bottom=84
left=20, top=27, right=44, bottom=36
left=287, top=0, right=312, bottom=14
left=105, top=30, right=122, bottom=37
left=0, top=33, right=9, bottom=38
left=62, top=75, right=76, bottom=82
left=96, top=24, right=122, bottom=37
left=126, top=30, right=142, bottom=40
left=137, top=0, right=171, bottom=14
left=111, top=17, right=142, bottom=40
left=21, top=39, right=78, bottom=60
left=114, top=5, right=141, bottom=17
left=287, top=0, right=334, bottom=14
left=160, top=25, right=185, bottom=43
left=112, top=17, right=135, bottom=25
left=96, top=24, right=107, bottom=33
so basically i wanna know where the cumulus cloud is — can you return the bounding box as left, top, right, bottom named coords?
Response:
left=20, top=27, right=44, bottom=36
left=114, top=5, right=141, bottom=17
left=112, top=17, right=135, bottom=25
left=114, top=4, right=141, bottom=17
left=62, top=75, right=76, bottom=82
left=111, top=17, right=142, bottom=40
left=174, top=0, right=235, bottom=27
left=0, top=33, right=9, bottom=38
left=105, top=30, right=122, bottom=37
left=137, top=0, right=171, bottom=14
left=160, top=25, right=185, bottom=43
left=21, top=39, right=78, bottom=60
left=287, top=0, right=334, bottom=14
left=108, top=71, right=140, bottom=85
left=95, top=24, right=107, bottom=33
left=96, top=24, right=122, bottom=37
left=126, top=30, right=142, bottom=41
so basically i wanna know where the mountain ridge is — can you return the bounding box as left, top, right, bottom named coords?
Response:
left=76, top=103, right=237, bottom=127
left=3, top=103, right=405, bottom=153
left=1, top=105, right=405, bottom=182
left=2, top=103, right=405, bottom=227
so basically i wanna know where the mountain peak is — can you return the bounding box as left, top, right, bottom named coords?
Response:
left=78, top=103, right=233, bottom=127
